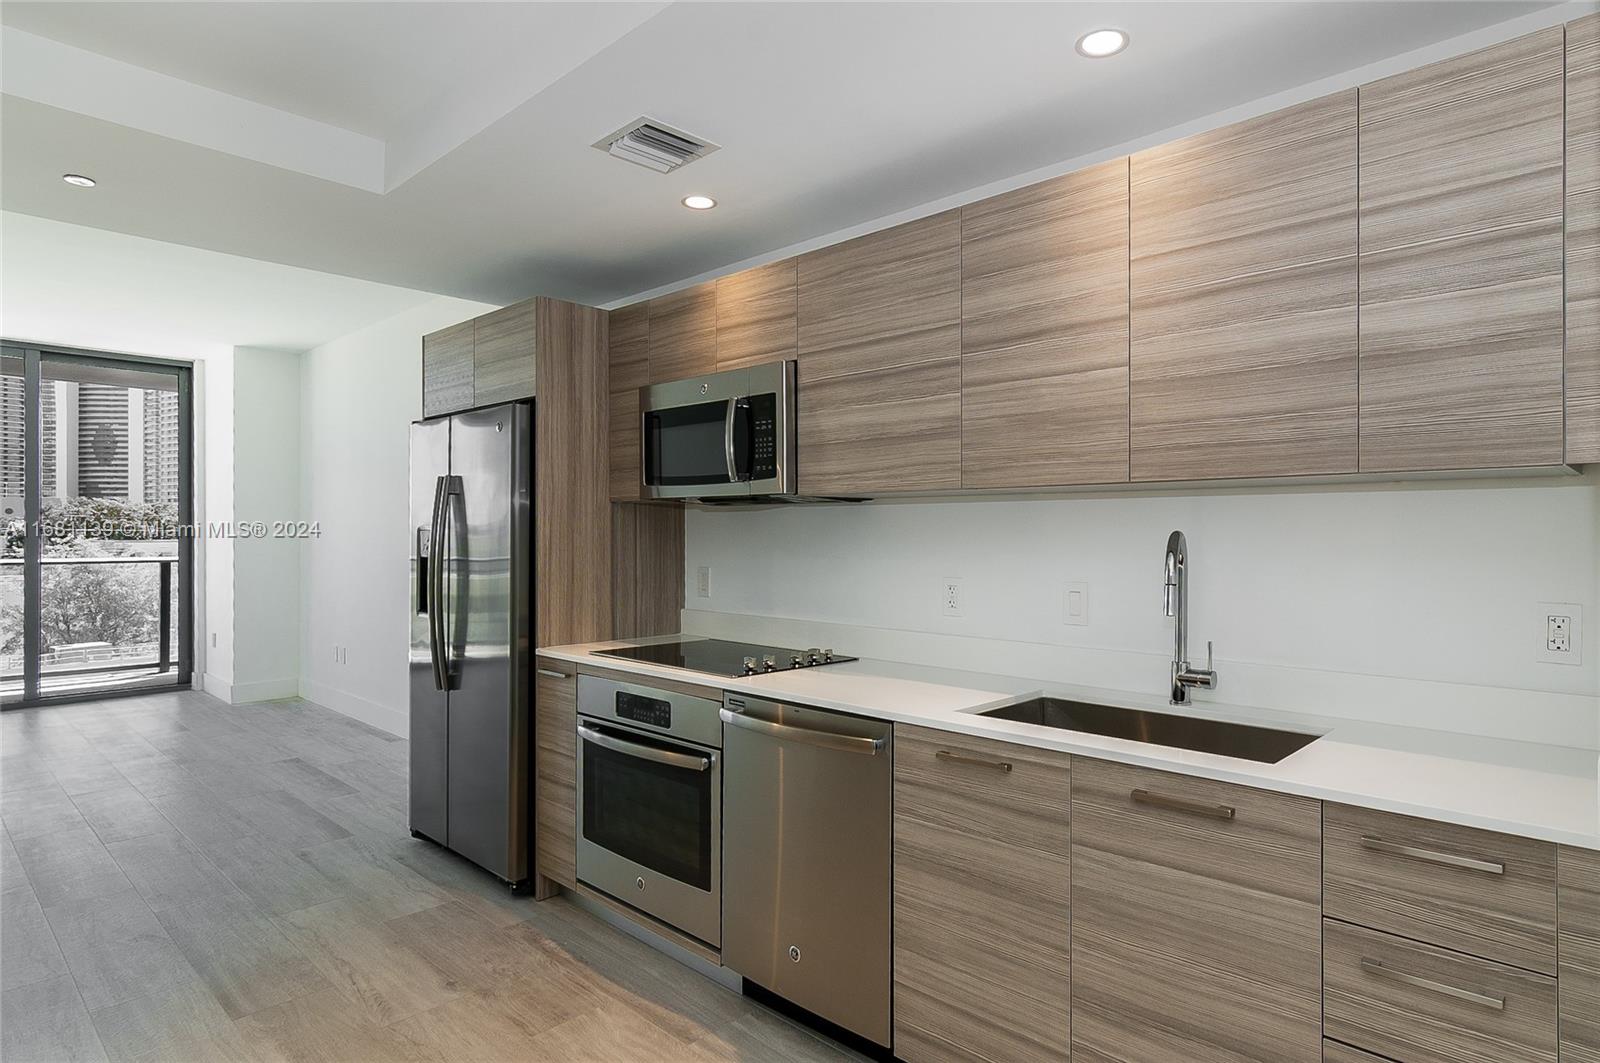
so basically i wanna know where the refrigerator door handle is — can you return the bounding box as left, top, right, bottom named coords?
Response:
left=428, top=475, right=449, bottom=690
left=442, top=476, right=465, bottom=684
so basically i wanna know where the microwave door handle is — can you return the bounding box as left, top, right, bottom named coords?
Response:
left=723, top=397, right=739, bottom=482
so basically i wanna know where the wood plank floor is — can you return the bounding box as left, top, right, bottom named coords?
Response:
left=1, top=690, right=858, bottom=1063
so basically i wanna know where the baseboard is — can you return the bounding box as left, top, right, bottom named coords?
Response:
left=298, top=678, right=408, bottom=738
left=200, top=672, right=233, bottom=703
left=229, top=677, right=300, bottom=704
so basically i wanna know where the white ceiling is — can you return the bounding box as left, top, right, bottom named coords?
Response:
left=0, top=1, right=1581, bottom=309
left=0, top=212, right=441, bottom=360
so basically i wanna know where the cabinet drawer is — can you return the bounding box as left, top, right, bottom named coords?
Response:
left=1325, top=804, right=1557, bottom=974
left=534, top=659, right=576, bottom=890
left=1070, top=759, right=1322, bottom=1062
left=1324, top=920, right=1557, bottom=1063
left=893, top=726, right=1069, bottom=1063
left=1323, top=1041, right=1392, bottom=1063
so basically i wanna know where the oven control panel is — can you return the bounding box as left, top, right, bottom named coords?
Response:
left=616, top=691, right=671, bottom=729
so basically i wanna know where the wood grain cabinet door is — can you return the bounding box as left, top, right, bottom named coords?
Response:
left=1561, top=845, right=1600, bottom=1063
left=534, top=658, right=576, bottom=893
left=648, top=283, right=718, bottom=384
left=797, top=211, right=962, bottom=495
left=892, top=725, right=1070, bottom=1063
left=716, top=259, right=797, bottom=371
left=422, top=319, right=474, bottom=418
left=961, top=158, right=1130, bottom=488
left=1568, top=13, right=1600, bottom=466
left=607, top=303, right=649, bottom=501
left=473, top=298, right=538, bottom=406
left=1358, top=27, right=1566, bottom=471
left=1129, top=90, right=1358, bottom=482
left=1069, top=758, right=1323, bottom=1063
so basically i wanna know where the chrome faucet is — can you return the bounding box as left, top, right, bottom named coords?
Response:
left=1163, top=530, right=1217, bottom=705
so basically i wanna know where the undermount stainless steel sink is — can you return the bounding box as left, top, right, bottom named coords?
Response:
left=976, top=698, right=1320, bottom=764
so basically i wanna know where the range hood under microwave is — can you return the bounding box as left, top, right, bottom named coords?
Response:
left=642, top=360, right=797, bottom=501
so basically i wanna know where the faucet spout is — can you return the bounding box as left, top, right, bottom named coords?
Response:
left=1163, top=529, right=1217, bottom=705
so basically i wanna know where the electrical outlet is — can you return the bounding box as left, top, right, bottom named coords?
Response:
left=941, top=578, right=963, bottom=618
left=696, top=565, right=711, bottom=598
left=1536, top=602, right=1581, bottom=665
left=1064, top=581, right=1089, bottom=626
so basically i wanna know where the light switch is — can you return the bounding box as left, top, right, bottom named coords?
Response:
left=1064, top=581, right=1089, bottom=626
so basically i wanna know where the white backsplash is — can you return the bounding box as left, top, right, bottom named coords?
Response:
left=682, top=473, right=1600, bottom=749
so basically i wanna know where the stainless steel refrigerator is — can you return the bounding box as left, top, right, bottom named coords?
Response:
left=409, top=403, right=532, bottom=887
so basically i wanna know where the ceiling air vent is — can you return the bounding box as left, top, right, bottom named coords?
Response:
left=593, top=118, right=719, bottom=174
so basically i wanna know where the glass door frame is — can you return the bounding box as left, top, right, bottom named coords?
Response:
left=3, top=341, right=194, bottom=707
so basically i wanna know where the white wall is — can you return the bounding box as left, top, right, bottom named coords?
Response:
left=199, top=354, right=233, bottom=695
left=297, top=296, right=497, bottom=736
left=230, top=346, right=302, bottom=701
left=685, top=474, right=1600, bottom=747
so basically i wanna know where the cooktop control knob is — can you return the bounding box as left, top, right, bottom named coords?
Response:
left=805, top=647, right=821, bottom=664
left=763, top=654, right=778, bottom=671
left=822, top=648, right=834, bottom=661
left=742, top=656, right=758, bottom=675
left=790, top=653, right=804, bottom=668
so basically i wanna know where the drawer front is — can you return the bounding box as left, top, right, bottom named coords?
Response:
left=893, top=726, right=1069, bottom=1063
left=534, top=659, right=577, bottom=890
left=1324, top=920, right=1557, bottom=1063
left=1561, top=845, right=1600, bottom=1063
left=1070, top=758, right=1322, bottom=1063
left=1324, top=804, right=1557, bottom=974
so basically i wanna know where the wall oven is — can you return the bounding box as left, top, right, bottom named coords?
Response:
left=641, top=359, right=796, bottom=500
left=576, top=675, right=722, bottom=946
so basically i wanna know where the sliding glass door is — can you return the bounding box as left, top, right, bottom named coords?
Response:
left=1, top=345, right=193, bottom=706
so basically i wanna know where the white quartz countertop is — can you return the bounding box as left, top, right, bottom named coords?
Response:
left=539, top=638, right=1600, bottom=850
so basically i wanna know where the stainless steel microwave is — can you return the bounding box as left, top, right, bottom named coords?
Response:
left=641, top=360, right=796, bottom=500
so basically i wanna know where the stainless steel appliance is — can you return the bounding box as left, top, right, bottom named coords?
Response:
left=576, top=675, right=723, bottom=946
left=409, top=404, right=531, bottom=886
left=720, top=693, right=893, bottom=1048
left=641, top=360, right=795, bottom=500
left=592, top=637, right=857, bottom=677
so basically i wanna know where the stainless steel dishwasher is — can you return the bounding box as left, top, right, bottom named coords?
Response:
left=719, top=692, right=893, bottom=1048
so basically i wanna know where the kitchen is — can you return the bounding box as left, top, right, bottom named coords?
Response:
left=2, top=3, right=1598, bottom=1062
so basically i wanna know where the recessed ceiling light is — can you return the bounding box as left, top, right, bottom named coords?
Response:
left=1076, top=29, right=1129, bottom=58
left=681, top=195, right=717, bottom=211
left=62, top=173, right=96, bottom=188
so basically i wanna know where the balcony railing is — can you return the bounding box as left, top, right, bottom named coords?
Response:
left=0, top=555, right=179, bottom=692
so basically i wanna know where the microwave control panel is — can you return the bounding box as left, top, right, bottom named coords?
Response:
left=616, top=691, right=671, bottom=729
left=750, top=393, right=778, bottom=480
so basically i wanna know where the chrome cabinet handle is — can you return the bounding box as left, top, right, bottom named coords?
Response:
left=1360, top=835, right=1505, bottom=875
left=934, top=750, right=1013, bottom=773
left=719, top=707, right=886, bottom=756
left=577, top=724, right=712, bottom=772
left=1359, top=958, right=1505, bottom=1011
left=1130, top=788, right=1236, bottom=821
left=536, top=668, right=572, bottom=680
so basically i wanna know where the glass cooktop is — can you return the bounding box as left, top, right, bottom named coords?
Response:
left=593, top=638, right=857, bottom=678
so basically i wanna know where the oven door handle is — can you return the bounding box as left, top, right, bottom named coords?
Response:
left=723, top=397, right=740, bottom=483
left=719, top=707, right=886, bottom=755
left=577, top=723, right=714, bottom=772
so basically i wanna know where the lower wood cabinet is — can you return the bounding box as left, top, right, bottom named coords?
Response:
left=892, top=726, right=1071, bottom=1062
left=1069, top=758, right=1322, bottom=1062
left=1324, top=920, right=1558, bottom=1063
left=1562, top=845, right=1600, bottom=1063
left=534, top=658, right=576, bottom=894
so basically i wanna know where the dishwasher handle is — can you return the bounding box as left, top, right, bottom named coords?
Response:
left=719, top=706, right=886, bottom=756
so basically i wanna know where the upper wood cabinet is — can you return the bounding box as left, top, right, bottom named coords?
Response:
left=961, top=158, right=1130, bottom=488
left=607, top=303, right=649, bottom=501
left=1129, top=90, right=1359, bottom=482
left=647, top=282, right=717, bottom=384
left=1569, top=13, right=1600, bottom=466
left=421, top=319, right=474, bottom=417
left=1358, top=28, right=1566, bottom=472
left=797, top=211, right=962, bottom=495
left=716, top=259, right=797, bottom=370
left=1561, top=845, right=1600, bottom=1063
left=893, top=726, right=1071, bottom=1063
left=472, top=300, right=538, bottom=407
left=1070, top=758, right=1323, bottom=1062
